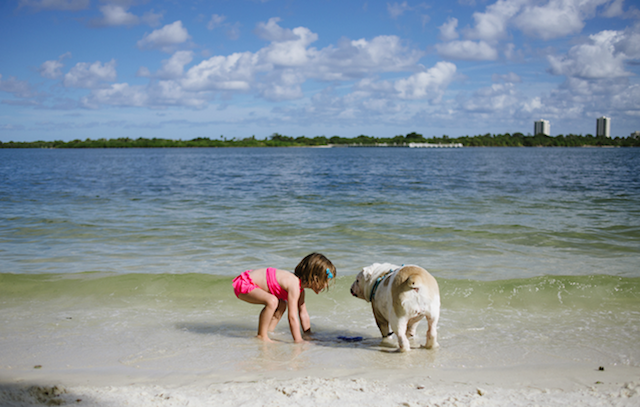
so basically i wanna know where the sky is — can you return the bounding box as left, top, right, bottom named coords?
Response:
left=1, top=0, right=639, bottom=142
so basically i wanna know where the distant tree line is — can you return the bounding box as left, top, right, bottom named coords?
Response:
left=2, top=132, right=639, bottom=148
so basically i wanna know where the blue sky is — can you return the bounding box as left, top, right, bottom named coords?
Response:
left=1, top=0, right=639, bottom=142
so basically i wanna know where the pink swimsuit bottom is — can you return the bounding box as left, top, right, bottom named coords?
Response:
left=232, top=267, right=290, bottom=301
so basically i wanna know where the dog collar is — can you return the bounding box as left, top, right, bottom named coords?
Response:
left=369, top=269, right=394, bottom=302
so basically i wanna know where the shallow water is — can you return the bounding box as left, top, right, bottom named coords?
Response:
left=1, top=147, right=639, bottom=377
left=1, top=147, right=639, bottom=278
left=1, top=273, right=638, bottom=376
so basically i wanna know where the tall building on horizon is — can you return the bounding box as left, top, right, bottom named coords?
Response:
left=597, top=116, right=611, bottom=138
left=534, top=119, right=550, bottom=136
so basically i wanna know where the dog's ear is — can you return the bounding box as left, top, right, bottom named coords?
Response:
left=362, top=263, right=381, bottom=279
left=355, top=270, right=366, bottom=284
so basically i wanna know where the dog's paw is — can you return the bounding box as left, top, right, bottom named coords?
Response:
left=380, top=335, right=396, bottom=347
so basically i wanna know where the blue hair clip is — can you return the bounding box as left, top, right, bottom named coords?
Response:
left=326, top=268, right=334, bottom=279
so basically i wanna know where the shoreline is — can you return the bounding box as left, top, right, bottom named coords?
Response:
left=0, top=144, right=635, bottom=150
left=2, top=364, right=639, bottom=406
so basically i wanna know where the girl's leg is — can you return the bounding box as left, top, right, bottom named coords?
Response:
left=268, top=299, right=286, bottom=332
left=238, top=289, right=279, bottom=342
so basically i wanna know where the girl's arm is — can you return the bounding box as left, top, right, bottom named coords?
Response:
left=286, top=283, right=304, bottom=343
left=298, top=290, right=311, bottom=335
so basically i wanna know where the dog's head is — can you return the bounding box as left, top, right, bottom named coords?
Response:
left=350, top=263, right=400, bottom=302
left=349, top=270, right=369, bottom=301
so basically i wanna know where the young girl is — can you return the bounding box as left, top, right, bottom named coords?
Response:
left=232, top=253, right=336, bottom=343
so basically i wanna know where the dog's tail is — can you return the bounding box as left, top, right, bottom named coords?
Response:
left=393, top=266, right=438, bottom=296
left=406, top=274, right=421, bottom=291
left=393, top=266, right=425, bottom=292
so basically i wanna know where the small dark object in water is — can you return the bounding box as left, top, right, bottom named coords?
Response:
left=337, top=336, right=363, bottom=342
left=599, top=366, right=605, bottom=371
left=34, top=365, right=42, bottom=369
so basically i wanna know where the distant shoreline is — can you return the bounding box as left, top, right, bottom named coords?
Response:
left=2, top=132, right=639, bottom=148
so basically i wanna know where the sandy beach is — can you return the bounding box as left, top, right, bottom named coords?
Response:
left=2, top=363, right=640, bottom=407
left=2, top=272, right=640, bottom=407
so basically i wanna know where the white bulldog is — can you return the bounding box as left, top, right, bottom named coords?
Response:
left=350, top=263, right=440, bottom=352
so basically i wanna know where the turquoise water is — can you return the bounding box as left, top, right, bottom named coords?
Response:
left=1, top=147, right=639, bottom=278
left=1, top=147, right=639, bottom=377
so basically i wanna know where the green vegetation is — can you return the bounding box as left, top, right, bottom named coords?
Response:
left=2, top=132, right=639, bottom=148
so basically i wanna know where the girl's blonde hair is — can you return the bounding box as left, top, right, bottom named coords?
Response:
left=294, top=253, right=336, bottom=292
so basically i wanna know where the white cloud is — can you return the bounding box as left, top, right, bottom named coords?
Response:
left=388, top=1, right=411, bottom=19
left=18, top=0, right=89, bottom=11
left=254, top=17, right=299, bottom=42
left=504, top=43, right=522, bottom=61
left=142, top=9, right=164, bottom=27
left=90, top=4, right=163, bottom=28
left=259, top=26, right=318, bottom=66
left=540, top=75, right=635, bottom=122
left=0, top=74, right=36, bottom=98
left=522, top=96, right=543, bottom=113
left=310, top=35, right=424, bottom=80
left=39, top=53, right=71, bottom=79
left=225, top=22, right=242, bottom=40
left=207, top=14, right=240, bottom=40
left=64, top=59, right=117, bottom=88
left=602, top=0, right=625, bottom=17
left=436, top=40, right=499, bottom=60
left=492, top=72, right=522, bottom=83
left=181, top=18, right=424, bottom=100
left=0, top=124, right=26, bottom=131
left=40, top=60, right=64, bottom=79
left=611, top=84, right=640, bottom=113
left=394, top=62, right=457, bottom=100
left=351, top=61, right=457, bottom=104
left=95, top=4, right=139, bottom=26
left=158, top=51, right=194, bottom=79
left=461, top=83, right=520, bottom=113
left=81, top=81, right=210, bottom=110
left=180, top=52, right=259, bottom=92
left=548, top=30, right=634, bottom=79
left=259, top=69, right=306, bottom=101
left=454, top=0, right=613, bottom=43
left=207, top=14, right=227, bottom=30
left=81, top=83, right=148, bottom=109
left=613, top=25, right=640, bottom=59
left=140, top=51, right=194, bottom=80
left=439, top=17, right=459, bottom=41
left=83, top=18, right=432, bottom=110
left=514, top=0, right=592, bottom=40
left=465, top=0, right=523, bottom=42
left=137, top=21, right=191, bottom=52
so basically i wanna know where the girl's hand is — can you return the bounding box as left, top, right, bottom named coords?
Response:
left=302, top=328, right=313, bottom=341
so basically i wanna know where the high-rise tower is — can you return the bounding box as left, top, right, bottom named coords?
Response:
left=534, top=119, right=550, bottom=136
left=597, top=117, right=611, bottom=138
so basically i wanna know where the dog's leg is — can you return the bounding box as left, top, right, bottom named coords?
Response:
left=373, top=305, right=390, bottom=337
left=407, top=318, right=420, bottom=337
left=424, top=314, right=439, bottom=349
left=392, top=317, right=411, bottom=352
left=375, top=310, right=396, bottom=347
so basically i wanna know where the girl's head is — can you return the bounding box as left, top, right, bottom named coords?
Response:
left=295, top=253, right=336, bottom=293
